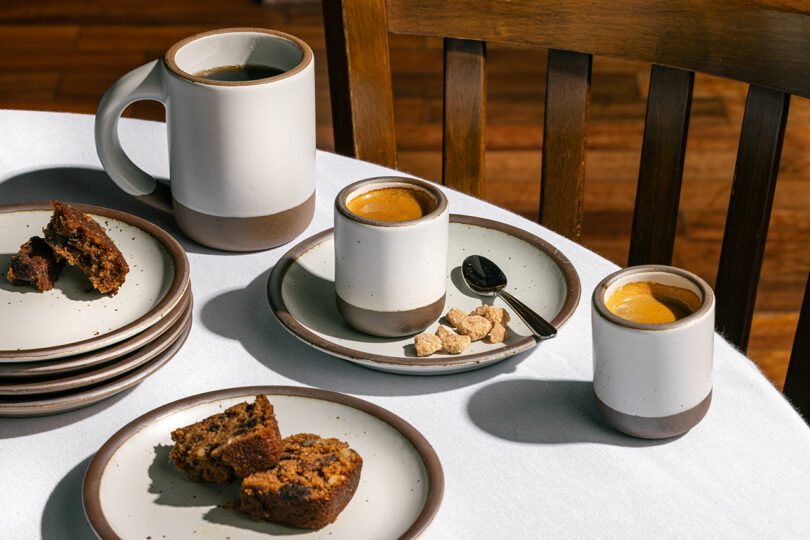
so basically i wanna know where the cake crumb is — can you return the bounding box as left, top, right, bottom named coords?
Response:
left=414, top=333, right=442, bottom=356
left=43, top=201, right=129, bottom=295
left=413, top=305, right=511, bottom=357
left=169, top=395, right=282, bottom=483
left=239, top=433, right=362, bottom=529
left=457, top=315, right=493, bottom=341
left=488, top=322, right=507, bottom=343
left=6, top=236, right=65, bottom=291
left=435, top=324, right=455, bottom=340
left=470, top=305, right=511, bottom=325
left=445, top=307, right=467, bottom=327
left=441, top=332, right=471, bottom=354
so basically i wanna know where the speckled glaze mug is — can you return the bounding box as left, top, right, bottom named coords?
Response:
left=592, top=265, right=715, bottom=439
left=95, top=28, right=315, bottom=251
left=334, top=177, right=449, bottom=337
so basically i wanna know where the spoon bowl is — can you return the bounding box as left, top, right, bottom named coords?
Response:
left=461, top=255, right=557, bottom=340
left=462, top=254, right=507, bottom=295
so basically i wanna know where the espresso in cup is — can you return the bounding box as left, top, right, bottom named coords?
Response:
left=334, top=177, right=449, bottom=337
left=592, top=265, right=715, bottom=439
left=346, top=187, right=437, bottom=222
left=605, top=281, right=701, bottom=324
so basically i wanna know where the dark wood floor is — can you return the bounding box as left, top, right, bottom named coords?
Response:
left=3, top=1, right=808, bottom=388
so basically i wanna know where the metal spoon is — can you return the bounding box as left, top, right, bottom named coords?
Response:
left=462, top=255, right=557, bottom=340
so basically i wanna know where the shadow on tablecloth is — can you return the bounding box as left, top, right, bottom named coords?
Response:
left=467, top=379, right=679, bottom=446
left=200, top=269, right=533, bottom=397
left=41, top=454, right=95, bottom=540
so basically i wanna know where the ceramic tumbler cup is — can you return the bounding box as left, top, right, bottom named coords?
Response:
left=95, top=28, right=315, bottom=251
left=591, top=265, right=715, bottom=439
left=334, top=177, right=449, bottom=337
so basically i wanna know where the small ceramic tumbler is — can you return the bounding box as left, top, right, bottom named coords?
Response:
left=591, top=265, right=715, bottom=439
left=334, top=177, right=449, bottom=337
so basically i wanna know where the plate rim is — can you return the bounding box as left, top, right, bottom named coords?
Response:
left=267, top=213, right=581, bottom=369
left=0, top=201, right=190, bottom=362
left=0, top=286, right=192, bottom=378
left=0, top=304, right=191, bottom=416
left=0, top=294, right=192, bottom=395
left=82, top=385, right=445, bottom=540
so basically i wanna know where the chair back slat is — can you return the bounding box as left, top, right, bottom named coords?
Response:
left=628, top=65, right=694, bottom=266
left=442, top=38, right=486, bottom=198
left=715, top=85, right=790, bottom=351
left=386, top=0, right=810, bottom=99
left=325, top=0, right=809, bottom=371
left=539, top=49, right=592, bottom=242
left=322, top=0, right=398, bottom=168
left=784, top=272, right=810, bottom=422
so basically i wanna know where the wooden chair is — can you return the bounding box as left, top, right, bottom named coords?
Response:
left=784, top=272, right=810, bottom=422
left=322, top=0, right=810, bottom=356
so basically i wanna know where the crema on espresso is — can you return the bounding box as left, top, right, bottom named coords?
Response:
left=606, top=281, right=701, bottom=324
left=346, top=187, right=436, bottom=222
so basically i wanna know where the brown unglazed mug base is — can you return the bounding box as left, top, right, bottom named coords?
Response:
left=595, top=390, right=712, bottom=439
left=336, top=294, right=446, bottom=337
left=172, top=191, right=315, bottom=252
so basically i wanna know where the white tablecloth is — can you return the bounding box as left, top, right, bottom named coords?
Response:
left=1, top=110, right=809, bottom=539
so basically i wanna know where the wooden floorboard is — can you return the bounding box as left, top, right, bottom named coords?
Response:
left=0, top=0, right=806, bottom=389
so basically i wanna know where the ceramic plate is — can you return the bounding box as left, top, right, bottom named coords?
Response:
left=0, top=318, right=191, bottom=417
left=0, top=202, right=189, bottom=362
left=268, top=215, right=581, bottom=374
left=0, top=294, right=191, bottom=395
left=0, top=287, right=191, bottom=378
left=83, top=386, right=444, bottom=540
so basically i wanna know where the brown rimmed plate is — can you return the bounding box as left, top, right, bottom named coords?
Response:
left=268, top=214, right=581, bottom=374
left=83, top=386, right=444, bottom=540
left=0, top=315, right=191, bottom=417
left=0, top=293, right=191, bottom=395
left=0, top=286, right=191, bottom=378
left=0, top=202, right=189, bottom=362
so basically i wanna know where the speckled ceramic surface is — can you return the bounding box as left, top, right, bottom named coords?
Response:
left=0, top=287, right=191, bottom=378
left=334, top=177, right=449, bottom=336
left=0, top=203, right=189, bottom=362
left=0, top=294, right=191, bottom=395
left=268, top=215, right=581, bottom=374
left=0, top=318, right=190, bottom=417
left=83, top=387, right=444, bottom=540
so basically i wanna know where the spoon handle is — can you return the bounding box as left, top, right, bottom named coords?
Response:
left=497, top=290, right=557, bottom=340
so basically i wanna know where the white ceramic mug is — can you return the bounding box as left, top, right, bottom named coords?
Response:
left=95, top=28, right=316, bottom=251
left=591, top=265, right=715, bottom=438
left=334, top=177, right=449, bottom=337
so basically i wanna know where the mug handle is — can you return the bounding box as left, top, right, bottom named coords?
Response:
left=94, top=60, right=173, bottom=213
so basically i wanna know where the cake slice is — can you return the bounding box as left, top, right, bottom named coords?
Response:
left=42, top=200, right=128, bottom=295
left=6, top=236, right=65, bottom=292
left=170, top=395, right=284, bottom=484
left=239, top=433, right=363, bottom=529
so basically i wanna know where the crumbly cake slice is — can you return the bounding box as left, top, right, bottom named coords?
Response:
left=6, top=236, right=65, bottom=291
left=170, top=395, right=283, bottom=484
left=239, top=433, right=363, bottom=529
left=42, top=200, right=129, bottom=295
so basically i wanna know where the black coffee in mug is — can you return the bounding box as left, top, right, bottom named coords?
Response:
left=194, top=64, right=285, bottom=82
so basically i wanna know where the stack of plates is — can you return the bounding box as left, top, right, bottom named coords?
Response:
left=0, top=202, right=191, bottom=417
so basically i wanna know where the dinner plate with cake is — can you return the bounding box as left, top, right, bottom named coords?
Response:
left=0, top=201, right=191, bottom=416
left=84, top=386, right=444, bottom=539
